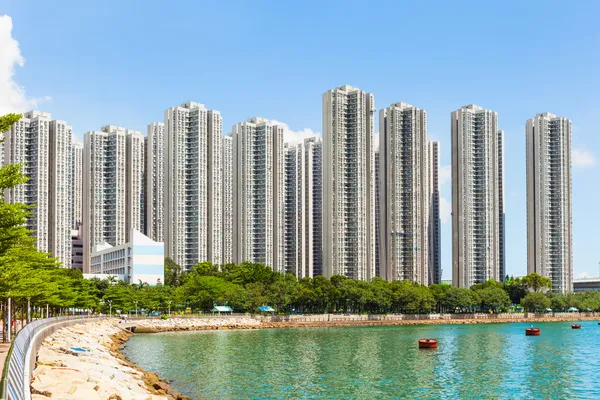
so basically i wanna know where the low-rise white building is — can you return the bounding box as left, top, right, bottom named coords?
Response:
left=88, top=229, right=164, bottom=285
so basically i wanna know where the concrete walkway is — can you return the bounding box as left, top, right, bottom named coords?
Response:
left=0, top=342, right=10, bottom=377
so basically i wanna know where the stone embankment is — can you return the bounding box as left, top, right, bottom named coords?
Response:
left=132, top=317, right=262, bottom=333
left=30, top=320, right=188, bottom=400
left=258, top=315, right=600, bottom=329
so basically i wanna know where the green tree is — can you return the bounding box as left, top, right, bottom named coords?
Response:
left=164, top=257, right=186, bottom=287
left=474, top=286, right=511, bottom=311
left=522, top=273, right=552, bottom=293
left=521, top=292, right=551, bottom=312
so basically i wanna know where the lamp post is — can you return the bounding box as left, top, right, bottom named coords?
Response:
left=134, top=300, right=139, bottom=318
left=107, top=300, right=113, bottom=318
left=167, top=300, right=172, bottom=317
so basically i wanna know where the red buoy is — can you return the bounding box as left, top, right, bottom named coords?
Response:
left=525, top=328, right=540, bottom=336
left=572, top=324, right=581, bottom=329
left=418, top=339, right=438, bottom=349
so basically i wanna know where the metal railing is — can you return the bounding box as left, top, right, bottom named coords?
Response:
left=0, top=315, right=101, bottom=400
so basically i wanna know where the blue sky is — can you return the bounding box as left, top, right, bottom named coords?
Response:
left=1, top=1, right=599, bottom=280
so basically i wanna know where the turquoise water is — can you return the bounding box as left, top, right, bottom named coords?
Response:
left=123, top=322, right=600, bottom=399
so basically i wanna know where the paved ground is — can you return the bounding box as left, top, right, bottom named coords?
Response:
left=0, top=342, right=10, bottom=377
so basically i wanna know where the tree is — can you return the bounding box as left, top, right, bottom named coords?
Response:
left=522, top=273, right=552, bottom=293
left=521, top=292, right=551, bottom=312
left=503, top=276, right=527, bottom=304
left=474, top=286, right=511, bottom=311
left=443, top=287, right=477, bottom=312
left=164, top=257, right=185, bottom=287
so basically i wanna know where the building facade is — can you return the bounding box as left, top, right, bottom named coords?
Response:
left=3, top=111, right=73, bottom=268
left=222, top=135, right=234, bottom=264
left=232, top=117, right=285, bottom=272
left=71, top=227, right=83, bottom=272
left=145, top=122, right=164, bottom=242
left=379, top=102, right=432, bottom=285
left=305, top=137, right=323, bottom=277
left=126, top=130, right=145, bottom=241
left=89, top=229, right=164, bottom=285
left=284, top=142, right=306, bottom=277
left=48, top=119, right=73, bottom=269
left=322, top=85, right=376, bottom=280
left=451, top=104, right=505, bottom=287
left=164, top=102, right=223, bottom=270
left=374, top=149, right=380, bottom=277
left=72, top=140, right=83, bottom=229
left=526, top=113, right=572, bottom=293
left=428, top=141, right=442, bottom=284
left=82, top=125, right=128, bottom=272
left=283, top=138, right=323, bottom=279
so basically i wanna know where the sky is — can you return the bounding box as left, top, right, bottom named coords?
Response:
left=1, top=1, right=599, bottom=280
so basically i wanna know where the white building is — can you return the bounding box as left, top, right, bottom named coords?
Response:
left=451, top=104, right=505, bottom=287
left=145, top=122, right=164, bottom=242
left=3, top=111, right=73, bottom=268
left=305, top=137, right=323, bottom=277
left=72, top=140, right=83, bottom=229
left=428, top=141, right=442, bottom=284
left=126, top=130, right=145, bottom=240
left=379, top=102, right=435, bottom=285
left=322, top=85, right=376, bottom=280
left=222, top=135, right=234, bottom=264
left=375, top=149, right=380, bottom=277
left=89, top=229, right=164, bottom=285
left=83, top=125, right=141, bottom=273
left=164, top=102, right=223, bottom=270
left=526, top=113, right=572, bottom=293
left=284, top=142, right=306, bottom=277
left=284, top=137, right=323, bottom=278
left=232, top=117, right=285, bottom=272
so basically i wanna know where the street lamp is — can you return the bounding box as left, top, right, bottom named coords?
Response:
left=167, top=300, right=172, bottom=317
left=133, top=300, right=139, bottom=317
left=107, top=300, right=113, bottom=318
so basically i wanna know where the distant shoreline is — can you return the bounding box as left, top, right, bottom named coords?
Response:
left=128, top=314, right=600, bottom=333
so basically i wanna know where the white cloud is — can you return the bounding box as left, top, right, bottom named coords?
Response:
left=270, top=120, right=320, bottom=145
left=439, top=196, right=451, bottom=224
left=572, top=148, right=596, bottom=168
left=439, top=164, right=451, bottom=187
left=0, top=15, right=49, bottom=115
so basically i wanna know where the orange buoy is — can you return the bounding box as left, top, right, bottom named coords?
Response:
left=525, top=328, right=540, bottom=336
left=572, top=324, right=581, bottom=329
left=418, top=339, right=438, bottom=349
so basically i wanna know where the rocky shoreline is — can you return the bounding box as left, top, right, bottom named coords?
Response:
left=257, top=315, right=600, bottom=329
left=133, top=314, right=600, bottom=333
left=133, top=316, right=262, bottom=333
left=30, top=320, right=189, bottom=400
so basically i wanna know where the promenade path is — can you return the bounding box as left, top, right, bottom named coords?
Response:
left=0, top=340, right=8, bottom=379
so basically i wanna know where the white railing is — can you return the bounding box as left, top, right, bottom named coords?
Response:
left=0, top=315, right=101, bottom=400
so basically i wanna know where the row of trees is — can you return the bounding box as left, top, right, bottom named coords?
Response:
left=96, top=261, right=599, bottom=315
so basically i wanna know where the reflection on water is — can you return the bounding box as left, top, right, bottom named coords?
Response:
left=123, top=322, right=600, bottom=399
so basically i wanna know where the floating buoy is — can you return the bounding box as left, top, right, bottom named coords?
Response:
left=418, top=339, right=438, bottom=349
left=526, top=328, right=540, bottom=336
left=572, top=324, right=581, bottom=329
